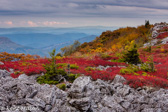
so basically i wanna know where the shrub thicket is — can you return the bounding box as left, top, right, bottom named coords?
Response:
left=57, top=83, right=66, bottom=90
left=37, top=49, right=79, bottom=85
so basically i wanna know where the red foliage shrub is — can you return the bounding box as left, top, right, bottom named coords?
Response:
left=1, top=48, right=168, bottom=89
left=10, top=73, right=20, bottom=78
left=156, top=32, right=168, bottom=39
left=123, top=75, right=168, bottom=89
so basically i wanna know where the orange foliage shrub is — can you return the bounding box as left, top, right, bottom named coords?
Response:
left=76, top=25, right=151, bottom=55
left=0, top=52, right=40, bottom=62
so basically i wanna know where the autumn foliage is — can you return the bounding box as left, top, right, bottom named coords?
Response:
left=76, top=25, right=151, bottom=54
left=0, top=23, right=168, bottom=89
left=0, top=52, right=40, bottom=62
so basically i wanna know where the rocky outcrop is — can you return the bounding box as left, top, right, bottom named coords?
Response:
left=0, top=69, right=10, bottom=78
left=144, top=23, right=168, bottom=47
left=0, top=70, right=168, bottom=112
left=161, top=37, right=168, bottom=44
left=0, top=61, right=4, bottom=65
left=151, top=22, right=168, bottom=38
left=143, top=39, right=159, bottom=47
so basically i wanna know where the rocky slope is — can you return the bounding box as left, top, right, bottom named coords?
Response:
left=144, top=22, right=168, bottom=47
left=0, top=70, right=168, bottom=112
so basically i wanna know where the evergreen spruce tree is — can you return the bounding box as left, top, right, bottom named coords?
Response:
left=123, top=42, right=141, bottom=65
left=37, top=48, right=67, bottom=84
left=145, top=20, right=150, bottom=28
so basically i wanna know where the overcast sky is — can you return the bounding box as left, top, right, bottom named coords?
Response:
left=0, top=0, right=168, bottom=27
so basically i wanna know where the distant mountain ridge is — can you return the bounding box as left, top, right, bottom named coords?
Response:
left=0, top=26, right=118, bottom=35
left=1, top=33, right=88, bottom=48
left=0, top=37, right=46, bottom=56
left=0, top=34, right=97, bottom=56
left=0, top=37, right=32, bottom=53
left=0, top=26, right=118, bottom=56
left=42, top=35, right=97, bottom=52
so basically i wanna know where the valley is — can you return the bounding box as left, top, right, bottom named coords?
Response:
left=0, top=26, right=116, bottom=56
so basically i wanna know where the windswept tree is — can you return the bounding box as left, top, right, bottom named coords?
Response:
left=145, top=20, right=150, bottom=28
left=61, top=40, right=81, bottom=56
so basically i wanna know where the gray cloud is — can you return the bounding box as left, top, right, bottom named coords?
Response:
left=0, top=0, right=168, bottom=27
left=0, top=0, right=167, bottom=16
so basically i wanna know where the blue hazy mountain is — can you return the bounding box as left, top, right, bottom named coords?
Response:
left=42, top=35, right=97, bottom=53
left=0, top=37, right=46, bottom=56
left=0, top=26, right=118, bottom=35
left=2, top=33, right=88, bottom=48
left=0, top=26, right=118, bottom=56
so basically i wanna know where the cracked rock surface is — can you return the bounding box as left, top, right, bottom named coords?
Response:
left=0, top=70, right=168, bottom=112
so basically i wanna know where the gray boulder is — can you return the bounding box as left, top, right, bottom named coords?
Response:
left=0, top=61, right=4, bottom=65
left=0, top=69, right=10, bottom=78
left=112, top=74, right=126, bottom=84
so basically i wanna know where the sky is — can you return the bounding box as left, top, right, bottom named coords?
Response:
left=0, top=0, right=168, bottom=28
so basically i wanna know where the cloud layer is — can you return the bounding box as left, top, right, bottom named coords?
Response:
left=0, top=0, right=168, bottom=27
left=0, top=20, right=69, bottom=27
